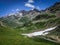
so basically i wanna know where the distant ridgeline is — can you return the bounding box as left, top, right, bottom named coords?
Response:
left=0, top=2, right=60, bottom=28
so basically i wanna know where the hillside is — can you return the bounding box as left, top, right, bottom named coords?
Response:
left=0, top=2, right=60, bottom=45
left=0, top=21, right=60, bottom=45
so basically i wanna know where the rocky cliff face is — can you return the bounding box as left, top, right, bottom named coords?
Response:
left=46, top=2, right=60, bottom=13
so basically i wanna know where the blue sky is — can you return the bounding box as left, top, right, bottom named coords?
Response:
left=0, top=0, right=60, bottom=17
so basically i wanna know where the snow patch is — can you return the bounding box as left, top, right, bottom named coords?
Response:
left=22, top=26, right=57, bottom=37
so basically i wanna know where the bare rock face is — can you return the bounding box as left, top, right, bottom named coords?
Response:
left=46, top=2, right=60, bottom=13
left=55, top=11, right=60, bottom=18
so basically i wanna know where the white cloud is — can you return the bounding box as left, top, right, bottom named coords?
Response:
left=25, top=0, right=40, bottom=10
left=25, top=0, right=35, bottom=9
left=12, top=10, right=14, bottom=12
left=16, top=8, right=20, bottom=11
left=25, top=3, right=35, bottom=8
left=28, top=0, right=34, bottom=3
left=36, top=6, right=40, bottom=10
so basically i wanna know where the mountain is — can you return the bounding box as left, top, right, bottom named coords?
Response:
left=46, top=2, right=60, bottom=13
left=0, top=2, right=60, bottom=45
left=0, top=2, right=60, bottom=28
left=0, top=8, right=41, bottom=28
left=19, top=10, right=27, bottom=16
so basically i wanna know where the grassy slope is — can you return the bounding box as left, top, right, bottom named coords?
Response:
left=0, top=25, right=60, bottom=45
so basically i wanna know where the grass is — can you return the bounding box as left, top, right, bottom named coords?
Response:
left=0, top=25, right=60, bottom=45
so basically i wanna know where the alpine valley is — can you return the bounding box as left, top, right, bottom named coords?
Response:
left=0, top=2, right=60, bottom=45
